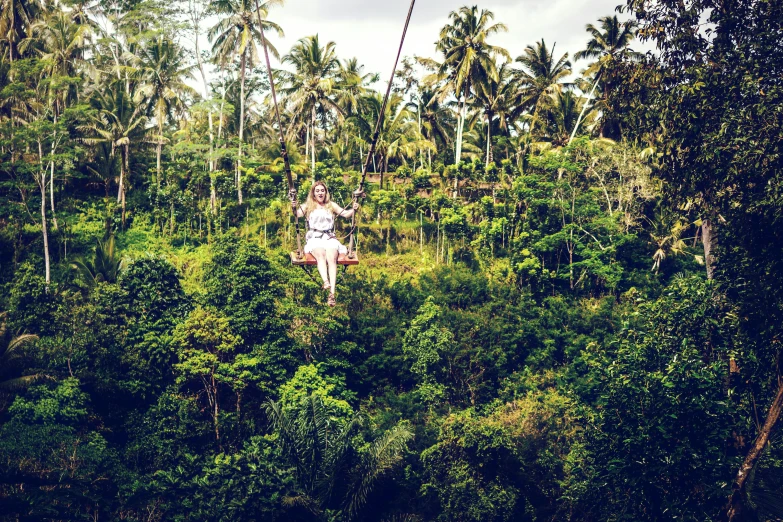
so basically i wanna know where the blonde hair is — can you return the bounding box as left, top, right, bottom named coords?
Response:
left=303, top=181, right=337, bottom=217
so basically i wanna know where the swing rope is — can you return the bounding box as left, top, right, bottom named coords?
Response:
left=255, top=0, right=417, bottom=261
left=254, top=0, right=303, bottom=258
left=346, top=0, right=417, bottom=258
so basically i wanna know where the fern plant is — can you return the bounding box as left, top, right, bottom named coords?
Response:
left=71, top=234, right=123, bottom=288
left=266, top=394, right=412, bottom=521
left=0, top=313, right=48, bottom=412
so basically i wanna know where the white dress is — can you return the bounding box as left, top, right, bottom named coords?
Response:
left=304, top=206, right=348, bottom=254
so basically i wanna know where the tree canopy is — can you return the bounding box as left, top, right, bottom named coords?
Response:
left=0, top=0, right=782, bottom=521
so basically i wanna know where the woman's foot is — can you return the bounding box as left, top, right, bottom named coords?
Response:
left=323, top=281, right=330, bottom=290
left=327, top=293, right=336, bottom=307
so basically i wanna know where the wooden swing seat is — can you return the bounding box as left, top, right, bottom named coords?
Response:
left=290, top=251, right=360, bottom=266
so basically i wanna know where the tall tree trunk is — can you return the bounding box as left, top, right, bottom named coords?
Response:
left=455, top=103, right=464, bottom=164
left=36, top=135, right=51, bottom=289
left=237, top=52, right=246, bottom=205
left=190, top=0, right=217, bottom=214
left=485, top=111, right=492, bottom=166
left=454, top=110, right=463, bottom=197
left=121, top=144, right=129, bottom=226
left=305, top=124, right=310, bottom=172
left=39, top=171, right=50, bottom=290
left=49, top=115, right=58, bottom=230
left=455, top=88, right=467, bottom=165
left=216, top=77, right=228, bottom=215
left=218, top=76, right=227, bottom=142
left=417, top=101, right=424, bottom=169
left=721, top=382, right=783, bottom=521
left=49, top=158, right=58, bottom=231
left=454, top=85, right=469, bottom=198
left=211, top=377, right=221, bottom=443
left=117, top=147, right=124, bottom=205
left=436, top=218, right=440, bottom=264
left=156, top=122, right=163, bottom=191
left=379, top=156, right=385, bottom=190
left=206, top=112, right=215, bottom=212
left=569, top=71, right=602, bottom=145
left=311, top=106, right=316, bottom=177
left=702, top=218, right=716, bottom=280
left=420, top=210, right=423, bottom=255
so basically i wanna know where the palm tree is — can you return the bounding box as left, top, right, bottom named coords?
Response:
left=71, top=234, right=123, bottom=288
left=133, top=36, right=196, bottom=190
left=547, top=90, right=584, bottom=146
left=335, top=57, right=376, bottom=116
left=515, top=39, right=571, bottom=137
left=24, top=8, right=93, bottom=102
left=83, top=82, right=148, bottom=225
left=0, top=313, right=45, bottom=412
left=474, top=62, right=520, bottom=165
left=435, top=6, right=509, bottom=170
left=318, top=60, right=364, bottom=171
left=278, top=34, right=343, bottom=175
left=418, top=88, right=454, bottom=168
left=209, top=0, right=284, bottom=204
left=0, top=0, right=44, bottom=64
left=357, top=93, right=431, bottom=188
left=187, top=0, right=219, bottom=213
left=267, top=395, right=412, bottom=521
left=571, top=15, right=640, bottom=141
left=648, top=211, right=688, bottom=273
left=18, top=9, right=93, bottom=231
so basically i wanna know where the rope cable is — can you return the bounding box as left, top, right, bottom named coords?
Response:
left=347, top=0, right=417, bottom=257
left=254, top=0, right=303, bottom=258
left=254, top=0, right=416, bottom=261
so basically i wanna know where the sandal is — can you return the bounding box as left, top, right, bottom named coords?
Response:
left=327, top=293, right=336, bottom=307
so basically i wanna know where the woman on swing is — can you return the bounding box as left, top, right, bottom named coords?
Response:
left=295, top=181, right=358, bottom=306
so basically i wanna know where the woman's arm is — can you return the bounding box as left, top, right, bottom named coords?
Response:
left=293, top=204, right=305, bottom=218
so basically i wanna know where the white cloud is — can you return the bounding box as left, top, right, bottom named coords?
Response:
left=192, top=0, right=652, bottom=96
left=268, top=0, right=632, bottom=80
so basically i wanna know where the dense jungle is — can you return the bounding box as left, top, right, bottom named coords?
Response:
left=1, top=0, right=782, bottom=520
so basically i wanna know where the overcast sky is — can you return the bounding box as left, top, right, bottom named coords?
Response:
left=262, top=0, right=638, bottom=84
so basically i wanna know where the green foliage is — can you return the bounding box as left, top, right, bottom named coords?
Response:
left=422, top=390, right=582, bottom=522
left=278, top=364, right=353, bottom=419
left=70, top=234, right=122, bottom=289
left=125, top=388, right=210, bottom=470
left=511, top=140, right=656, bottom=294
left=267, top=393, right=412, bottom=521
left=7, top=378, right=88, bottom=425
left=412, top=169, right=433, bottom=189
left=113, top=255, right=189, bottom=399
left=6, top=262, right=61, bottom=336
left=1, top=0, right=781, bottom=518
left=203, top=234, right=280, bottom=346
left=422, top=409, right=523, bottom=522
left=0, top=379, right=127, bottom=521
left=0, top=313, right=43, bottom=410
left=136, top=436, right=291, bottom=521
left=402, top=297, right=452, bottom=383
left=581, top=276, right=736, bottom=519
left=118, top=255, right=188, bottom=323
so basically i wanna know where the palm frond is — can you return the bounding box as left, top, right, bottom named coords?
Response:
left=344, top=424, right=413, bottom=520
left=0, top=373, right=54, bottom=392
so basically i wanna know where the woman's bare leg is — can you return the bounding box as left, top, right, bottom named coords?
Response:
left=325, top=246, right=339, bottom=295
left=312, top=248, right=329, bottom=286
